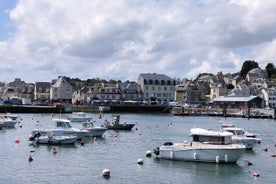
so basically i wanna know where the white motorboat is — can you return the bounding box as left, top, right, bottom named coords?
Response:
left=0, top=114, right=17, bottom=128
left=80, top=121, right=107, bottom=137
left=221, top=127, right=258, bottom=150
left=220, top=121, right=258, bottom=138
left=52, top=118, right=90, bottom=139
left=70, top=112, right=92, bottom=123
left=154, top=128, right=246, bottom=163
left=29, top=130, right=77, bottom=145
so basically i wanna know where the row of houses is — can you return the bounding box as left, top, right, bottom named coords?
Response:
left=1, top=69, right=276, bottom=109
left=0, top=73, right=176, bottom=106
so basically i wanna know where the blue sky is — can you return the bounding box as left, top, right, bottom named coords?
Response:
left=0, top=0, right=16, bottom=40
left=0, top=0, right=275, bottom=83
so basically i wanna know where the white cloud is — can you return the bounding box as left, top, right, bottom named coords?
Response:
left=0, top=0, right=275, bottom=83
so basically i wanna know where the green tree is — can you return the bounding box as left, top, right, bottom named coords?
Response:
left=265, top=63, right=276, bottom=78
left=239, top=60, right=259, bottom=79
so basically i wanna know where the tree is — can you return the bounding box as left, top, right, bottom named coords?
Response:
left=265, top=63, right=276, bottom=78
left=239, top=60, right=259, bottom=79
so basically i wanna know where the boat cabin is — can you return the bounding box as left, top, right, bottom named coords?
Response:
left=112, top=115, right=120, bottom=124
left=222, top=127, right=244, bottom=136
left=53, top=119, right=72, bottom=128
left=82, top=121, right=94, bottom=128
left=191, top=128, right=233, bottom=145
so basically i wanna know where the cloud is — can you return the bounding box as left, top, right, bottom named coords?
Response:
left=0, top=0, right=275, bottom=83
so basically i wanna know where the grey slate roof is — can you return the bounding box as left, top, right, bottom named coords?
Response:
left=213, top=96, right=258, bottom=102
left=139, top=73, right=173, bottom=81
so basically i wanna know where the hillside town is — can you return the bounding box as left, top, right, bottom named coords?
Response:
left=0, top=62, right=276, bottom=117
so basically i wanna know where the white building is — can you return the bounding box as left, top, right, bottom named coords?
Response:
left=50, top=77, right=73, bottom=102
left=262, top=88, right=276, bottom=108
left=137, top=73, right=176, bottom=102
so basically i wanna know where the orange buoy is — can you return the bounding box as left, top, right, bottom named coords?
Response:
left=99, top=113, right=102, bottom=119
left=271, top=153, right=276, bottom=157
left=15, top=138, right=20, bottom=144
left=253, top=171, right=260, bottom=177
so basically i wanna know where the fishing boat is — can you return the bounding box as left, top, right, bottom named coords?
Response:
left=104, top=115, right=135, bottom=130
left=153, top=128, right=246, bottom=163
left=80, top=121, right=107, bottom=137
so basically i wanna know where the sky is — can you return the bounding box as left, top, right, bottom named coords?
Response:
left=0, top=0, right=276, bottom=83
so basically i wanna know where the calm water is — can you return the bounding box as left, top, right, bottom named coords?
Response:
left=0, top=113, right=275, bottom=184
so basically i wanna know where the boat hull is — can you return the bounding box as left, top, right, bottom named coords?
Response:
left=106, top=124, right=135, bottom=130
left=82, top=127, right=107, bottom=137
left=3, top=120, right=17, bottom=128
left=33, top=135, right=77, bottom=145
left=158, top=143, right=245, bottom=163
left=52, top=128, right=89, bottom=140
left=231, top=136, right=257, bottom=150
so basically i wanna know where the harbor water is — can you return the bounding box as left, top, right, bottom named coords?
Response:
left=0, top=113, right=275, bottom=184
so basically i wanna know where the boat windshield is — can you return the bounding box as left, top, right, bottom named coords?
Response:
left=193, top=135, right=232, bottom=145
left=56, top=121, right=72, bottom=128
left=224, top=129, right=244, bottom=135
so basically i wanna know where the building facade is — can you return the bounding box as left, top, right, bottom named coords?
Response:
left=137, top=73, right=176, bottom=103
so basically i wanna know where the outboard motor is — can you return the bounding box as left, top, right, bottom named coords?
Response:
left=29, top=132, right=41, bottom=141
left=153, top=147, right=160, bottom=155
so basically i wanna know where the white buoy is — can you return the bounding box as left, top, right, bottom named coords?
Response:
left=193, top=152, right=197, bottom=160
left=102, top=169, right=110, bottom=177
left=137, top=159, right=143, bottom=164
left=224, top=154, right=228, bottom=162
left=145, top=150, right=152, bottom=157
left=216, top=156, right=220, bottom=164
left=170, top=151, right=174, bottom=159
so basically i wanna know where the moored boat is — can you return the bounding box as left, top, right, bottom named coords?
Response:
left=221, top=126, right=258, bottom=150
left=154, top=128, right=246, bottom=163
left=29, top=130, right=77, bottom=145
left=104, top=115, right=135, bottom=130
left=70, top=112, right=92, bottom=123
left=80, top=121, right=107, bottom=137
left=0, top=114, right=17, bottom=128
left=51, top=118, right=90, bottom=139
